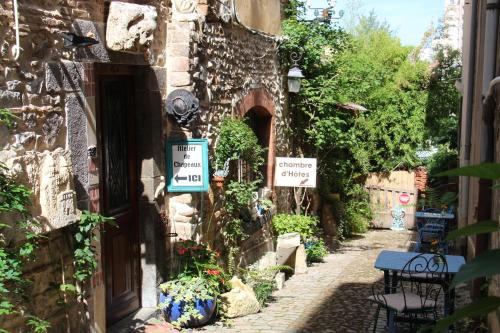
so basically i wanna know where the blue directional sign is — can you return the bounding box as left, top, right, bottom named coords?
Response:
left=166, top=139, right=209, bottom=192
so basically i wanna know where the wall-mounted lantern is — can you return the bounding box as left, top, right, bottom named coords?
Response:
left=287, top=52, right=304, bottom=93
left=164, top=89, right=200, bottom=127
left=61, top=32, right=99, bottom=48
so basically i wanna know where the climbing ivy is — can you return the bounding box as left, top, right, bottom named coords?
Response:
left=72, top=211, right=116, bottom=283
left=213, top=117, right=265, bottom=274
left=0, top=108, right=50, bottom=332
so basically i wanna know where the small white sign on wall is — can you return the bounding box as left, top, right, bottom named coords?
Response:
left=274, top=157, right=317, bottom=188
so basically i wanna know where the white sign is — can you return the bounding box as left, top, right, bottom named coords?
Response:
left=166, top=139, right=209, bottom=192
left=274, top=157, right=317, bottom=188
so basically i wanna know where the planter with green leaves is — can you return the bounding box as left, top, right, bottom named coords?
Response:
left=159, top=240, right=227, bottom=328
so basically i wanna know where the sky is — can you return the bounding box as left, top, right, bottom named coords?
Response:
left=307, top=0, right=445, bottom=46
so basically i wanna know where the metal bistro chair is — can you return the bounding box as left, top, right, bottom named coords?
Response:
left=416, top=208, right=446, bottom=231
left=415, top=224, right=447, bottom=254
left=368, top=253, right=448, bottom=333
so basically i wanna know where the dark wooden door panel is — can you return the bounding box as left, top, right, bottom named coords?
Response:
left=100, top=75, right=140, bottom=325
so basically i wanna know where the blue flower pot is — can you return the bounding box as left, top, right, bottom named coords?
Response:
left=159, top=292, right=216, bottom=327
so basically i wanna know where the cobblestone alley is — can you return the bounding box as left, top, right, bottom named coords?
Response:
left=178, top=229, right=428, bottom=333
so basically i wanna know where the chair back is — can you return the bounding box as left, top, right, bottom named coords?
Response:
left=400, top=253, right=448, bottom=310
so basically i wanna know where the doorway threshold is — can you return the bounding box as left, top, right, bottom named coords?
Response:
left=107, top=307, right=157, bottom=333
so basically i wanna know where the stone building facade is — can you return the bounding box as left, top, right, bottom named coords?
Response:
left=0, top=0, right=289, bottom=331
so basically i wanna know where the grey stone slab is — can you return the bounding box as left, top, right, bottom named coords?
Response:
left=65, top=92, right=88, bottom=202
left=45, top=61, right=84, bottom=93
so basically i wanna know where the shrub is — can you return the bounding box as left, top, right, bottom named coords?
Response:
left=214, top=117, right=265, bottom=174
left=304, top=239, right=328, bottom=263
left=271, top=214, right=319, bottom=240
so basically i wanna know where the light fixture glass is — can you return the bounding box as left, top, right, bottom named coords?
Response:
left=287, top=66, right=304, bottom=93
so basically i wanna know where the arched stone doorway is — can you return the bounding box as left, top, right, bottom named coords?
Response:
left=237, top=89, right=276, bottom=189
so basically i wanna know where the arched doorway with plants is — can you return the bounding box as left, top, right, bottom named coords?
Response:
left=237, top=88, right=277, bottom=190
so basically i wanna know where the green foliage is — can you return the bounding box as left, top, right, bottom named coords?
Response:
left=446, top=220, right=500, bottom=241
left=73, top=211, right=116, bottom=282
left=282, top=5, right=427, bottom=226
left=417, top=188, right=457, bottom=211
left=214, top=118, right=265, bottom=174
left=224, top=181, right=258, bottom=215
left=252, top=280, right=275, bottom=307
left=425, top=145, right=458, bottom=188
left=271, top=214, right=319, bottom=240
left=451, top=249, right=500, bottom=288
left=437, top=162, right=500, bottom=180
left=304, top=239, right=328, bottom=263
left=241, top=265, right=291, bottom=307
left=0, top=108, right=49, bottom=330
left=431, top=297, right=500, bottom=333
left=431, top=163, right=500, bottom=331
left=159, top=240, right=227, bottom=327
left=0, top=108, right=17, bottom=128
left=214, top=117, right=266, bottom=275
left=25, top=315, right=51, bottom=333
left=425, top=47, right=461, bottom=148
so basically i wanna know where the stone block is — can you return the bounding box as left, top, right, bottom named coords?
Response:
left=168, top=57, right=190, bottom=72
left=167, top=45, right=190, bottom=58
left=276, top=233, right=300, bottom=265
left=0, top=89, right=22, bottom=108
left=170, top=193, right=192, bottom=204
left=293, top=244, right=308, bottom=274
left=169, top=72, right=192, bottom=87
left=172, top=221, right=194, bottom=239
left=167, top=28, right=191, bottom=43
left=254, top=251, right=277, bottom=270
left=45, top=61, right=84, bottom=92
left=106, top=2, right=158, bottom=53
left=172, top=202, right=195, bottom=217
left=221, top=277, right=260, bottom=318
left=275, top=272, right=286, bottom=290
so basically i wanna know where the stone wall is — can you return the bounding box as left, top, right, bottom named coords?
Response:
left=0, top=1, right=168, bottom=331
left=1, top=227, right=85, bottom=333
left=163, top=1, right=291, bottom=262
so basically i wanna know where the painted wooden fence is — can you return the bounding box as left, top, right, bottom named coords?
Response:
left=365, top=171, right=417, bottom=229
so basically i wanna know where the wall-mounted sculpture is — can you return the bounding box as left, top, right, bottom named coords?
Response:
left=106, top=2, right=158, bottom=53
left=172, top=0, right=197, bottom=13
left=164, top=89, right=200, bottom=127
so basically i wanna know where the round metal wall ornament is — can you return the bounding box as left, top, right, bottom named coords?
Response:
left=164, top=89, right=200, bottom=127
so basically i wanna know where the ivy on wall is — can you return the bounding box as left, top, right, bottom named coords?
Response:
left=0, top=109, right=51, bottom=333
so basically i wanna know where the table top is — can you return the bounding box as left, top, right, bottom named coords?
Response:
left=374, top=250, right=466, bottom=274
left=415, top=211, right=455, bottom=219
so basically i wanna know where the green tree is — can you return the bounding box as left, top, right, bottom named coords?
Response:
left=281, top=2, right=430, bottom=236
left=425, top=46, right=461, bottom=148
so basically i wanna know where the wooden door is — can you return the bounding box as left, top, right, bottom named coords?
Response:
left=99, top=75, right=141, bottom=325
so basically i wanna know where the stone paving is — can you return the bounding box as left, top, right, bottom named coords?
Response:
left=183, top=229, right=417, bottom=333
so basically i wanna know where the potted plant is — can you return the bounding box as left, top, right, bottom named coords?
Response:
left=159, top=240, right=227, bottom=328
